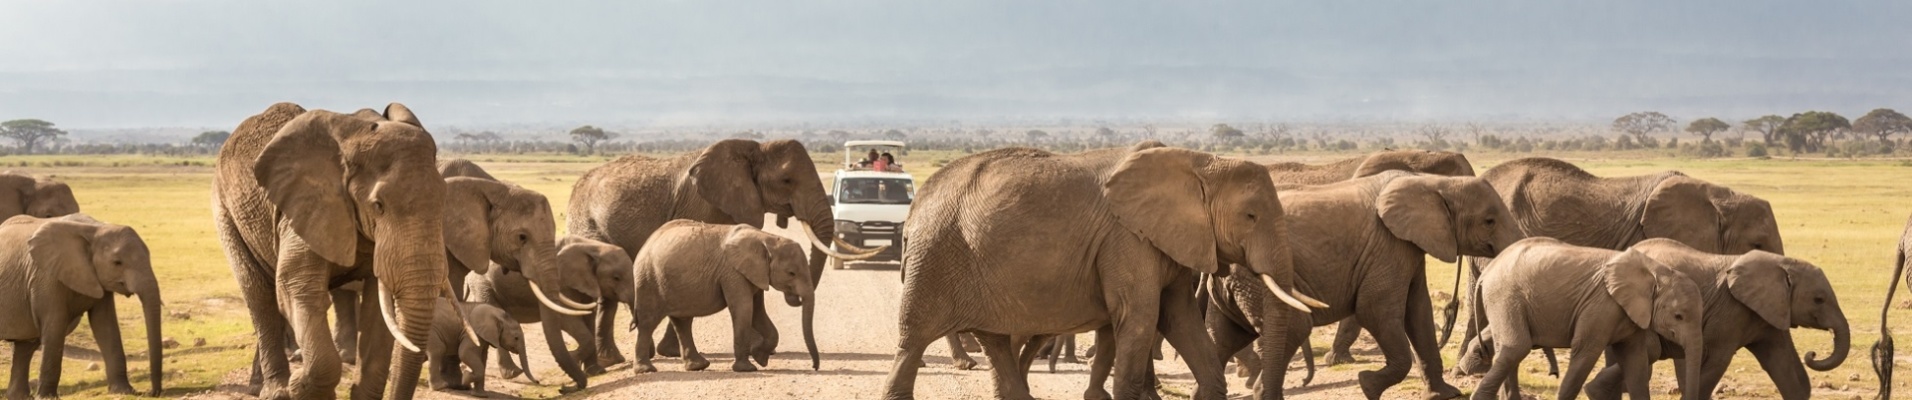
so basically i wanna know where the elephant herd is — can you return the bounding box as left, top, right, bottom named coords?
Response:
left=0, top=100, right=1901, bottom=400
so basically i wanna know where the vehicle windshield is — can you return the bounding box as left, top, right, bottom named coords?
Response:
left=837, top=178, right=913, bottom=204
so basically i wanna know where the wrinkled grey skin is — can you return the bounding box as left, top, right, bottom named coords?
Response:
left=1584, top=239, right=1847, bottom=400
left=0, top=172, right=81, bottom=220
left=427, top=298, right=533, bottom=395
left=885, top=142, right=1301, bottom=400
left=624, top=221, right=818, bottom=373
left=486, top=236, right=631, bottom=382
left=0, top=214, right=163, bottom=399
left=213, top=102, right=446, bottom=400
left=1209, top=171, right=1519, bottom=400
left=1467, top=238, right=1706, bottom=400
left=568, top=139, right=873, bottom=367
left=1875, top=214, right=1912, bottom=400
left=1455, top=157, right=1785, bottom=376
left=1258, top=150, right=1478, bottom=373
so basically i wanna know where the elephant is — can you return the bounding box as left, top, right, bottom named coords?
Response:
left=567, top=139, right=878, bottom=366
left=1468, top=238, right=1706, bottom=400
left=1455, top=156, right=1785, bottom=373
left=1263, top=149, right=1475, bottom=186
left=1208, top=171, right=1520, bottom=400
left=624, top=220, right=818, bottom=373
left=437, top=159, right=497, bottom=181
left=212, top=102, right=452, bottom=400
left=884, top=142, right=1317, bottom=400
left=1584, top=238, right=1847, bottom=400
left=489, top=235, right=631, bottom=377
left=460, top=239, right=618, bottom=392
left=0, top=172, right=80, bottom=219
left=427, top=298, right=535, bottom=395
left=0, top=214, right=163, bottom=399
left=1261, top=150, right=1479, bottom=369
left=1875, top=214, right=1912, bottom=400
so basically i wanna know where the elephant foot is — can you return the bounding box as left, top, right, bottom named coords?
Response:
left=951, top=357, right=977, bottom=371
left=656, top=343, right=682, bottom=358
left=559, top=385, right=583, bottom=395
left=586, top=363, right=609, bottom=376
left=752, top=344, right=774, bottom=366
left=1422, top=382, right=1463, bottom=400
left=731, top=360, right=757, bottom=372
left=1356, top=371, right=1389, bottom=400
left=257, top=382, right=290, bottom=400
left=686, top=356, right=711, bottom=372
left=1324, top=350, right=1356, bottom=366
left=1063, top=355, right=1082, bottom=364
left=1083, top=387, right=1112, bottom=400
left=634, top=362, right=657, bottom=374
left=439, top=383, right=472, bottom=392
left=107, top=383, right=136, bottom=395
left=500, top=366, right=523, bottom=380
left=598, top=350, right=627, bottom=366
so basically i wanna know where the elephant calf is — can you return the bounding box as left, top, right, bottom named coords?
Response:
left=428, top=298, right=536, bottom=394
left=626, top=220, right=818, bottom=374
left=1471, top=238, right=1707, bottom=400
left=0, top=214, right=164, bottom=399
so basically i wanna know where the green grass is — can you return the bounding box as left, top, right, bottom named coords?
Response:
left=0, top=151, right=1907, bottom=399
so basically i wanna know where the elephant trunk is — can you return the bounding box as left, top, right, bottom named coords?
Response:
left=1682, top=341, right=1705, bottom=400
left=797, top=191, right=837, bottom=286
left=374, top=219, right=448, bottom=400
left=518, top=349, right=540, bottom=385
left=525, top=245, right=594, bottom=316
left=1807, top=310, right=1851, bottom=371
left=137, top=287, right=163, bottom=396
left=802, top=291, right=819, bottom=371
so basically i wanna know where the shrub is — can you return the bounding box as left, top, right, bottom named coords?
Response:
left=1745, top=142, right=1769, bottom=158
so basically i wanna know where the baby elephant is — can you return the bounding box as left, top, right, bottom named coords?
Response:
left=0, top=214, right=164, bottom=399
left=429, top=298, right=536, bottom=395
left=1472, top=238, right=1706, bottom=400
left=627, top=220, right=818, bottom=373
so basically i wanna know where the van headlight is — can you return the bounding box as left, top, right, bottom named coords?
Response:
left=834, top=220, right=860, bottom=235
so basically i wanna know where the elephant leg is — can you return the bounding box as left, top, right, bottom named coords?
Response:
left=9, top=340, right=35, bottom=400
left=1014, top=334, right=1050, bottom=375
left=1062, top=335, right=1080, bottom=363
left=1471, top=336, right=1530, bottom=400
left=496, top=346, right=522, bottom=379
left=1326, top=317, right=1361, bottom=365
left=427, top=351, right=452, bottom=391
left=946, top=334, right=979, bottom=370
left=657, top=321, right=682, bottom=358
left=331, top=288, right=358, bottom=366
left=881, top=325, right=943, bottom=400
left=1554, top=344, right=1605, bottom=400
left=542, top=314, right=588, bottom=393
left=595, top=301, right=626, bottom=366
left=351, top=277, right=395, bottom=400
left=1085, top=325, right=1117, bottom=400
left=1109, top=309, right=1163, bottom=400
left=631, top=308, right=664, bottom=373
left=1586, top=360, right=1626, bottom=400
left=750, top=291, right=779, bottom=365
left=1750, top=337, right=1813, bottom=400
left=273, top=251, right=342, bottom=400
left=559, top=313, right=604, bottom=375
left=975, top=332, right=1035, bottom=400
left=666, top=316, right=705, bottom=372
left=87, top=297, right=136, bottom=394
left=1353, top=310, right=1414, bottom=398
left=238, top=279, right=292, bottom=398
left=460, top=344, right=488, bottom=393
left=1402, top=272, right=1462, bottom=399
left=33, top=314, right=71, bottom=399
left=1158, top=275, right=1224, bottom=400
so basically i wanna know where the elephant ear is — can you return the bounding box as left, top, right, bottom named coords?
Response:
left=253, top=111, right=369, bottom=266
left=1102, top=148, right=1217, bottom=273
left=554, top=241, right=604, bottom=299
left=689, top=140, right=766, bottom=228
left=1725, top=252, right=1791, bottom=329
left=384, top=103, right=422, bottom=128
left=723, top=225, right=773, bottom=290
left=1642, top=175, right=1723, bottom=252
left=1604, top=250, right=1656, bottom=329
left=0, top=174, right=35, bottom=217
left=443, top=177, right=505, bottom=274
left=1377, top=175, right=1459, bottom=263
left=30, top=220, right=105, bottom=299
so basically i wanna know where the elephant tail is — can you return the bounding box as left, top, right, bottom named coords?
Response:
left=1872, top=242, right=1906, bottom=399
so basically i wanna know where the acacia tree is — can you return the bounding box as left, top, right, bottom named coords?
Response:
left=1742, top=115, right=1786, bottom=146
left=569, top=125, right=616, bottom=155
left=191, top=130, right=232, bottom=148
left=1417, top=124, right=1451, bottom=149
left=1780, top=111, right=1849, bottom=154
left=1854, top=108, right=1912, bottom=145
left=0, top=119, right=67, bottom=154
left=1095, top=127, right=1116, bottom=138
left=1210, top=123, right=1244, bottom=140
left=1612, top=111, right=1677, bottom=144
left=1684, top=117, right=1730, bottom=143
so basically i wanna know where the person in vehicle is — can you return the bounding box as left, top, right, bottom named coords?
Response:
left=878, top=152, right=901, bottom=172
left=855, top=149, right=879, bottom=169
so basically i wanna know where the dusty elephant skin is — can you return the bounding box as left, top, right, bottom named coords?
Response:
left=0, top=172, right=81, bottom=220
left=1575, top=238, right=1847, bottom=400
left=624, top=221, right=819, bottom=374
left=0, top=214, right=164, bottom=399
left=1455, top=156, right=1785, bottom=370
left=565, top=139, right=877, bottom=368
left=211, top=102, right=448, bottom=400
left=1210, top=170, right=1520, bottom=400
left=1469, top=238, right=1707, bottom=400
left=885, top=142, right=1311, bottom=400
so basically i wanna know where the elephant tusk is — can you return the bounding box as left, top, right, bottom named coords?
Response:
left=801, top=227, right=888, bottom=261
left=555, top=291, right=598, bottom=311
left=1261, top=274, right=1313, bottom=313
left=379, top=282, right=422, bottom=353
left=832, top=237, right=882, bottom=255
left=1290, top=290, right=1330, bottom=309
left=441, top=283, right=484, bottom=346
left=529, top=282, right=594, bottom=316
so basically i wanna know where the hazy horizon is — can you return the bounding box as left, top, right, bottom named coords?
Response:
left=3, top=1, right=1908, bottom=130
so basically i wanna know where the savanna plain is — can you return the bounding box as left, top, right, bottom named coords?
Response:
left=1, top=150, right=1906, bottom=399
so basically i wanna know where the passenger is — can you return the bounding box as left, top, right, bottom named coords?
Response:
left=856, top=149, right=879, bottom=169
left=873, top=152, right=892, bottom=172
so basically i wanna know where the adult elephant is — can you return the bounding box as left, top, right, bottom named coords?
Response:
left=213, top=102, right=449, bottom=400
left=1579, top=238, right=1847, bottom=400
left=1877, top=214, right=1912, bottom=399
left=0, top=172, right=80, bottom=219
left=884, top=143, right=1317, bottom=400
left=567, top=139, right=879, bottom=365
left=437, top=159, right=497, bottom=181
left=1210, top=171, right=1520, bottom=400
left=1455, top=157, right=1784, bottom=372
left=0, top=214, right=163, bottom=398
left=1262, top=150, right=1478, bottom=368
left=1263, top=149, right=1474, bottom=185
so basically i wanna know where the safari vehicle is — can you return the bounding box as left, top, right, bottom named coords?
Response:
left=829, top=140, right=913, bottom=267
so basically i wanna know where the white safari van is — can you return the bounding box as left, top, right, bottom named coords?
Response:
left=829, top=140, right=913, bottom=267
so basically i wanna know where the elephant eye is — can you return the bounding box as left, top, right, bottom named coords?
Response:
left=1484, top=217, right=1495, bottom=226
left=1814, top=297, right=1825, bottom=305
left=1751, top=244, right=1763, bottom=250
left=114, top=260, right=123, bottom=266
left=1246, top=213, right=1258, bottom=221
left=372, top=200, right=386, bottom=214
left=1673, top=313, right=1683, bottom=321
left=518, top=233, right=529, bottom=243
